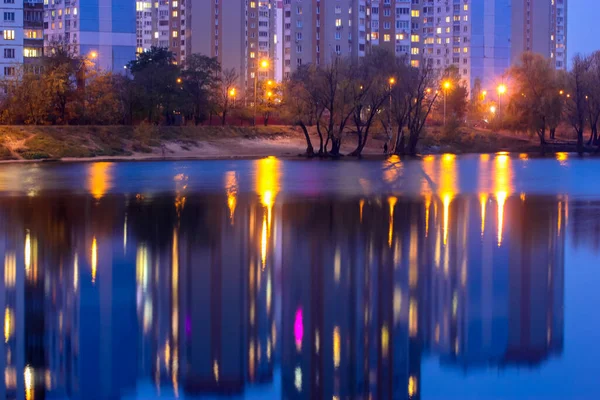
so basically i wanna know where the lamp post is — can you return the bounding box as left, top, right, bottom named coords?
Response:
left=388, top=77, right=395, bottom=150
left=254, top=59, right=269, bottom=126
left=497, top=83, right=507, bottom=127
left=229, top=88, right=236, bottom=107
left=443, top=80, right=451, bottom=126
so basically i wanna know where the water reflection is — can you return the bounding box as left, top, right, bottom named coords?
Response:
left=0, top=187, right=580, bottom=399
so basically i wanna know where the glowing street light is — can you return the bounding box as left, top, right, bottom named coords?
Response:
left=497, top=83, right=507, bottom=127
left=267, top=80, right=274, bottom=86
left=89, top=51, right=98, bottom=59
left=559, top=89, right=564, bottom=95
left=389, top=77, right=396, bottom=85
left=254, top=59, right=270, bottom=126
left=229, top=88, right=236, bottom=97
left=442, top=80, right=452, bottom=126
left=490, top=105, right=497, bottom=114
left=266, top=91, right=273, bottom=98
left=176, top=77, right=182, bottom=84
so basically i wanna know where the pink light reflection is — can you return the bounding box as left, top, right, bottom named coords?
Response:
left=294, top=307, right=303, bottom=350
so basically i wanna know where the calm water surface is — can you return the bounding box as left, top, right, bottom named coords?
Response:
left=0, top=154, right=599, bottom=400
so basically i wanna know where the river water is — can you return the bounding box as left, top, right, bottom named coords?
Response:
left=0, top=154, right=599, bottom=399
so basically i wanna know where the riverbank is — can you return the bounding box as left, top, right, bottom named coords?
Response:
left=0, top=125, right=593, bottom=162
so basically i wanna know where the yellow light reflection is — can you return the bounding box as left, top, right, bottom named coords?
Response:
left=4, top=308, right=13, bottom=343
left=556, top=152, right=568, bottom=164
left=408, top=375, right=417, bottom=398
left=442, top=193, right=452, bottom=245
left=225, top=171, right=238, bottom=224
left=393, top=287, right=402, bottom=323
left=213, top=360, right=219, bottom=382
left=91, top=237, right=97, bottom=284
left=334, top=247, right=341, bottom=283
left=256, top=157, right=281, bottom=208
left=480, top=194, right=488, bottom=236
left=381, top=325, right=389, bottom=358
left=558, top=201, right=563, bottom=235
left=333, top=327, right=341, bottom=368
left=4, top=253, right=16, bottom=288
left=73, top=254, right=78, bottom=291
left=388, top=196, right=397, bottom=248
left=519, top=153, right=529, bottom=160
left=496, top=191, right=507, bottom=247
left=88, top=162, right=114, bottom=200
left=359, top=199, right=365, bottom=223
left=494, top=153, right=512, bottom=247
left=409, top=299, right=418, bottom=337
left=261, top=214, right=267, bottom=270
left=24, top=366, right=33, bottom=400
left=25, top=230, right=31, bottom=276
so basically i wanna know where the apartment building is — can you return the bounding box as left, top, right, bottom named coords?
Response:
left=44, top=0, right=136, bottom=71
left=188, top=0, right=276, bottom=98
left=0, top=0, right=23, bottom=79
left=280, top=0, right=566, bottom=94
left=135, top=0, right=186, bottom=64
left=24, top=0, right=44, bottom=69
left=512, top=0, right=567, bottom=70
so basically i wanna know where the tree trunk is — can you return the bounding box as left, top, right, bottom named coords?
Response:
left=330, top=138, right=342, bottom=156
left=408, top=131, right=419, bottom=156
left=577, top=129, right=584, bottom=154
left=550, top=127, right=556, bottom=140
left=537, top=127, right=546, bottom=147
left=316, top=124, right=324, bottom=154
left=394, top=127, right=405, bottom=155
left=297, top=121, right=314, bottom=156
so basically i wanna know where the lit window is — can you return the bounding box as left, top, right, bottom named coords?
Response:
left=411, top=34, right=419, bottom=43
left=250, top=52, right=255, bottom=58
left=3, top=30, right=15, bottom=40
left=250, top=1, right=256, bottom=8
left=395, top=34, right=404, bottom=40
left=411, top=10, right=419, bottom=17
left=335, top=19, right=341, bottom=27
left=464, top=4, right=469, bottom=11
left=172, top=30, right=178, bottom=38
left=411, top=60, right=419, bottom=67
left=463, top=47, right=468, bottom=53
left=411, top=48, right=419, bottom=55
left=384, top=34, right=390, bottom=42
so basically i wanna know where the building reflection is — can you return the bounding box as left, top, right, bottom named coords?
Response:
left=0, top=184, right=566, bottom=399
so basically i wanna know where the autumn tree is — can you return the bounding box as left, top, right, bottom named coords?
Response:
left=508, top=52, right=563, bottom=147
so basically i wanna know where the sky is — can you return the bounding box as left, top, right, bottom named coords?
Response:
left=568, top=0, right=600, bottom=58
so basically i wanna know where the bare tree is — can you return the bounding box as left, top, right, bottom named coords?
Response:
left=217, top=68, right=238, bottom=126
left=348, top=50, right=394, bottom=157
left=405, top=61, right=439, bottom=155
left=565, top=54, right=591, bottom=153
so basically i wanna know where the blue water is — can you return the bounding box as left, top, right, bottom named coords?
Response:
left=0, top=154, right=598, bottom=399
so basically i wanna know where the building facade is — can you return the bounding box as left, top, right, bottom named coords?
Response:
left=279, top=0, right=566, bottom=93
left=186, top=0, right=276, bottom=98
left=0, top=0, right=24, bottom=79
left=44, top=0, right=136, bottom=71
left=135, top=0, right=186, bottom=64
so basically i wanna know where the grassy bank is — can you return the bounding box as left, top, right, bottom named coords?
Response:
left=0, top=124, right=592, bottom=162
left=0, top=125, right=297, bottom=161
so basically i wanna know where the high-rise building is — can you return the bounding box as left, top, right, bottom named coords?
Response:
left=135, top=0, right=186, bottom=64
left=186, top=0, right=276, bottom=97
left=44, top=0, right=136, bottom=71
left=0, top=0, right=23, bottom=79
left=279, top=0, right=566, bottom=93
left=511, top=0, right=568, bottom=70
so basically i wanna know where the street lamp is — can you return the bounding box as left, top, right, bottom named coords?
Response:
left=89, top=51, right=98, bottom=59
left=176, top=77, right=182, bottom=84
left=442, top=80, right=451, bottom=126
left=229, top=88, right=236, bottom=107
left=497, top=83, right=507, bottom=127
left=254, top=59, right=270, bottom=126
left=387, top=77, right=396, bottom=152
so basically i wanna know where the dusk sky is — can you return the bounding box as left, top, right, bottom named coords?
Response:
left=568, top=1, right=598, bottom=59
